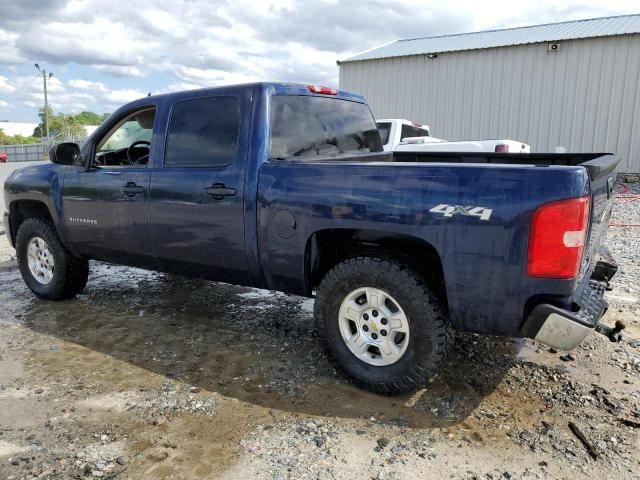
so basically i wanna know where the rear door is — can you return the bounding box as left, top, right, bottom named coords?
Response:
left=149, top=92, right=250, bottom=284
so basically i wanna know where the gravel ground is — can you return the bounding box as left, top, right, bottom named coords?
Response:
left=606, top=181, right=640, bottom=310
left=0, top=180, right=638, bottom=479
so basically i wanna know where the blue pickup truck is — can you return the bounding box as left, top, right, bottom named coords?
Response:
left=3, top=82, right=620, bottom=394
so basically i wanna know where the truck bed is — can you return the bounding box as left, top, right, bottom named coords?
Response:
left=258, top=151, right=619, bottom=335
left=393, top=151, right=607, bottom=164
left=393, top=152, right=620, bottom=182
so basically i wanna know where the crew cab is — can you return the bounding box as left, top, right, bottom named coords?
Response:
left=378, top=118, right=531, bottom=153
left=3, top=83, right=619, bottom=394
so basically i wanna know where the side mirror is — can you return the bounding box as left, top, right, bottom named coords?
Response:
left=50, top=142, right=81, bottom=165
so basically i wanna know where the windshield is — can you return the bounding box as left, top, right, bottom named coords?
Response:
left=376, top=122, right=392, bottom=145
left=270, top=96, right=382, bottom=160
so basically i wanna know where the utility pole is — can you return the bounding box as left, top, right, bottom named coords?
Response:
left=34, top=64, right=53, bottom=143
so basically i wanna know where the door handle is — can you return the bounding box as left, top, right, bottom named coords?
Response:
left=122, top=182, right=145, bottom=197
left=205, top=183, right=236, bottom=200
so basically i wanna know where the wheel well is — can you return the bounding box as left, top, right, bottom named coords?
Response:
left=305, top=229, right=448, bottom=311
left=9, top=200, right=54, bottom=244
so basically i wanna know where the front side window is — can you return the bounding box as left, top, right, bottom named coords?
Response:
left=94, top=108, right=155, bottom=167
left=165, top=96, right=240, bottom=167
left=270, top=95, right=382, bottom=160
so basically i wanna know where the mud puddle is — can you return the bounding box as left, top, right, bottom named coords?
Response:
left=0, top=262, right=532, bottom=427
left=0, top=261, right=638, bottom=479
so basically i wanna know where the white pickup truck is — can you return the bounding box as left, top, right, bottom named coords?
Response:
left=377, top=118, right=531, bottom=153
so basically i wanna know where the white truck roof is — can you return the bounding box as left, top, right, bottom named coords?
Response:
left=377, top=118, right=531, bottom=154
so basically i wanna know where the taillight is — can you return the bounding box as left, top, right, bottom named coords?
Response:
left=307, top=85, right=337, bottom=95
left=495, top=144, right=509, bottom=153
left=527, top=196, right=590, bottom=279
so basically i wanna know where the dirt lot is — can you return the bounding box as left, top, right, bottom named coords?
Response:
left=0, top=175, right=638, bottom=479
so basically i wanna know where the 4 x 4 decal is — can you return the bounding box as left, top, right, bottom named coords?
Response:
left=429, top=204, right=493, bottom=221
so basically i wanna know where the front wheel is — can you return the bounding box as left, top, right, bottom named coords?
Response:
left=16, top=218, right=89, bottom=300
left=314, top=256, right=453, bottom=394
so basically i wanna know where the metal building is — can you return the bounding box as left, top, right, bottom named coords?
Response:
left=338, top=14, right=640, bottom=172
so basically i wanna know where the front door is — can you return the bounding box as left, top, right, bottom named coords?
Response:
left=149, top=93, right=249, bottom=284
left=62, top=106, right=157, bottom=268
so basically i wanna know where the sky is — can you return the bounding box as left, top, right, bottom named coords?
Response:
left=0, top=0, right=638, bottom=123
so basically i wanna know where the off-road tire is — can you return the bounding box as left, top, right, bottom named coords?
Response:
left=16, top=218, right=89, bottom=300
left=314, top=256, right=453, bottom=394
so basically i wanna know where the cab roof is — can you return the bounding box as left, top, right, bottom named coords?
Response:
left=126, top=82, right=367, bottom=110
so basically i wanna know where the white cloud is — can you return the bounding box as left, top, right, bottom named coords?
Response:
left=0, top=100, right=11, bottom=109
left=141, top=8, right=183, bottom=33
left=0, top=30, right=23, bottom=64
left=167, top=65, right=260, bottom=88
left=0, top=73, right=149, bottom=118
left=16, top=18, right=148, bottom=66
left=43, top=77, right=66, bottom=94
left=0, top=0, right=638, bottom=121
left=164, top=81, right=207, bottom=93
left=68, top=79, right=107, bottom=90
left=103, top=88, right=147, bottom=104
left=0, top=76, right=16, bottom=94
left=93, top=65, right=144, bottom=78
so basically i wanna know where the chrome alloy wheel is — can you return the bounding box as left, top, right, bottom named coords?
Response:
left=338, top=287, right=410, bottom=366
left=27, top=237, right=55, bottom=285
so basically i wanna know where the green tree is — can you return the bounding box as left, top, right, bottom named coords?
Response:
left=13, top=135, right=40, bottom=144
left=51, top=114, right=86, bottom=141
left=0, top=128, right=40, bottom=145
left=33, top=106, right=89, bottom=140
left=33, top=106, right=54, bottom=138
left=74, top=111, right=103, bottom=125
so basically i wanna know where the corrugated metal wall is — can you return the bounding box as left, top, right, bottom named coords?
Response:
left=339, top=34, right=640, bottom=172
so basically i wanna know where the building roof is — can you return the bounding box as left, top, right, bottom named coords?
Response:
left=341, top=13, right=640, bottom=63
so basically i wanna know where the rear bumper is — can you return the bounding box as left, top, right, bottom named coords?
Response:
left=521, top=274, right=611, bottom=351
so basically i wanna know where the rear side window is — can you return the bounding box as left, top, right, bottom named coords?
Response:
left=165, top=96, right=240, bottom=167
left=270, top=95, right=382, bottom=160
left=400, top=124, right=429, bottom=140
left=376, top=122, right=392, bottom=145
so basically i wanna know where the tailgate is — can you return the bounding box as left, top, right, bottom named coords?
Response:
left=522, top=154, right=621, bottom=348
left=581, top=154, right=621, bottom=278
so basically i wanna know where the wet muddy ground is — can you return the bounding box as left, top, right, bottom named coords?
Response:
left=0, top=184, right=639, bottom=479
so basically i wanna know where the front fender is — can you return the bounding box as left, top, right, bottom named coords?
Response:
left=4, top=163, right=73, bottom=252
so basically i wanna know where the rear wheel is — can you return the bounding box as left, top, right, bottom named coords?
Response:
left=16, top=218, right=89, bottom=300
left=315, top=256, right=452, bottom=394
